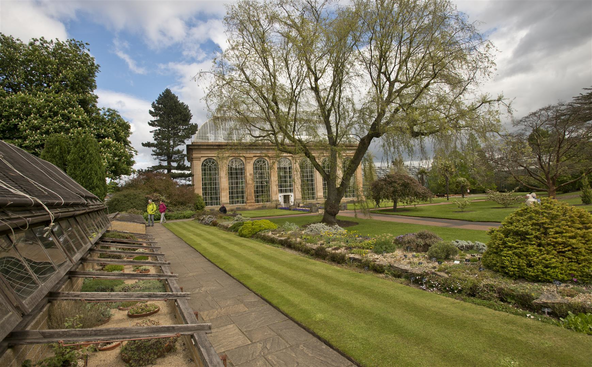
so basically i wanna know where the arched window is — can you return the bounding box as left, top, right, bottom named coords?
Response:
left=322, top=158, right=330, bottom=198
left=253, top=158, right=270, bottom=203
left=228, top=158, right=246, bottom=205
left=202, top=158, right=220, bottom=206
left=343, top=158, right=356, bottom=198
left=300, top=158, right=316, bottom=201
left=278, top=158, right=293, bottom=194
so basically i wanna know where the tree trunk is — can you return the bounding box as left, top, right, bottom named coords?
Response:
left=461, top=188, right=465, bottom=199
left=393, top=199, right=398, bottom=211
left=445, top=177, right=450, bottom=201
left=322, top=186, right=342, bottom=225
left=548, top=185, right=557, bottom=199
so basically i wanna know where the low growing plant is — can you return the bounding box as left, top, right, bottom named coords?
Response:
left=48, top=301, right=111, bottom=329
left=453, top=198, right=471, bottom=211
left=114, top=280, right=166, bottom=293
left=395, top=230, right=442, bottom=252
left=280, top=221, right=300, bottom=232
left=103, top=231, right=137, bottom=240
left=81, top=279, right=125, bottom=292
left=229, top=221, right=246, bottom=232
left=486, top=188, right=523, bottom=208
left=128, top=302, right=159, bottom=316
left=133, top=255, right=150, bottom=261
left=371, top=234, right=397, bottom=254
left=560, top=312, right=592, bottom=335
left=303, top=223, right=345, bottom=235
left=451, top=240, right=487, bottom=253
left=103, top=264, right=124, bottom=272
left=35, top=344, right=81, bottom=367
left=120, top=319, right=178, bottom=367
left=238, top=220, right=278, bottom=238
left=427, top=242, right=460, bottom=260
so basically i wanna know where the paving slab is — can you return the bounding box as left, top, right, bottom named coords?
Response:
left=147, top=223, right=355, bottom=367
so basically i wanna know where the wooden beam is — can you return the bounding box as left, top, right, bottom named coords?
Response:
left=48, top=291, right=189, bottom=301
left=101, top=237, right=157, bottom=244
left=96, top=242, right=161, bottom=250
left=6, top=324, right=211, bottom=345
left=89, top=248, right=164, bottom=256
left=82, top=258, right=170, bottom=266
left=68, top=271, right=178, bottom=280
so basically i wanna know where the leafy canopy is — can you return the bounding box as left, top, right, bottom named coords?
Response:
left=370, top=172, right=433, bottom=210
left=0, top=34, right=135, bottom=179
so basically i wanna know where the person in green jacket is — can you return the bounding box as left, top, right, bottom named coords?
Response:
left=147, top=199, right=157, bottom=227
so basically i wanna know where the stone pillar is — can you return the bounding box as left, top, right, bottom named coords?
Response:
left=193, top=156, right=203, bottom=196
left=220, top=158, right=229, bottom=205
left=356, top=163, right=365, bottom=200
left=245, top=156, right=255, bottom=207
left=270, top=159, right=278, bottom=206
left=293, top=158, right=302, bottom=203
left=315, top=169, right=324, bottom=201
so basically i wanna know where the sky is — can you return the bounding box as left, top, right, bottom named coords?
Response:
left=1, top=0, right=591, bottom=171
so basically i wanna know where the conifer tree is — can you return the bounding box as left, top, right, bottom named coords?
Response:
left=142, top=88, right=196, bottom=178
left=581, top=174, right=592, bottom=205
left=41, top=134, right=70, bottom=171
left=67, top=134, right=107, bottom=199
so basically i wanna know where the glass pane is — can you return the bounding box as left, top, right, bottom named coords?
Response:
left=300, top=158, right=316, bottom=201
left=59, top=220, right=83, bottom=251
left=68, top=218, right=90, bottom=248
left=33, top=225, right=68, bottom=269
left=0, top=235, right=40, bottom=300
left=278, top=158, right=293, bottom=194
left=254, top=158, right=270, bottom=203
left=228, top=158, right=245, bottom=205
left=202, top=158, right=220, bottom=206
left=75, top=215, right=94, bottom=241
left=51, top=223, right=77, bottom=257
left=11, top=229, right=57, bottom=282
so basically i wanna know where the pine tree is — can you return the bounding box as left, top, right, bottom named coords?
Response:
left=67, top=134, right=107, bottom=199
left=581, top=174, right=592, bottom=205
left=142, top=89, right=196, bottom=178
left=41, top=134, right=70, bottom=171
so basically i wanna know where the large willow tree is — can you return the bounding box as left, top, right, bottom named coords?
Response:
left=204, top=0, right=503, bottom=224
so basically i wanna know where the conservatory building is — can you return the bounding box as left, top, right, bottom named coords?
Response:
left=187, top=119, right=363, bottom=209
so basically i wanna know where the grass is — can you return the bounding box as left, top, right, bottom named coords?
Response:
left=267, top=214, right=491, bottom=243
left=237, top=209, right=312, bottom=218
left=166, top=221, right=592, bottom=367
left=373, top=200, right=518, bottom=222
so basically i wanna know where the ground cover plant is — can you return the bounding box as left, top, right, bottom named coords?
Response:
left=237, top=209, right=313, bottom=218
left=81, top=279, right=125, bottom=292
left=267, top=215, right=490, bottom=243
left=120, top=319, right=177, bottom=367
left=48, top=301, right=111, bottom=329
left=166, top=221, right=592, bottom=366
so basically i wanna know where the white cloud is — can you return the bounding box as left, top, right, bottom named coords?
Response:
left=0, top=0, right=69, bottom=41
left=113, top=38, right=147, bottom=74
left=96, top=89, right=154, bottom=171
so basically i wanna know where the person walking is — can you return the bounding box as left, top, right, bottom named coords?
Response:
left=147, top=199, right=157, bottom=227
left=159, top=200, right=167, bottom=223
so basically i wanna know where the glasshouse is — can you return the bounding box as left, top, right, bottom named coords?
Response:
left=187, top=118, right=364, bottom=209
left=0, top=141, right=222, bottom=367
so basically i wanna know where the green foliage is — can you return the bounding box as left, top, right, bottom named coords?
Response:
left=81, top=279, right=125, bottom=292
left=370, top=173, right=433, bottom=210
left=427, top=242, right=460, bottom=260
left=103, top=264, right=124, bottom=272
left=102, top=231, right=137, bottom=240
left=128, top=302, right=159, bottom=316
left=486, top=188, right=523, bottom=208
left=40, top=134, right=70, bottom=171
left=121, top=171, right=196, bottom=208
left=120, top=319, right=177, bottom=367
left=67, top=133, right=107, bottom=199
left=229, top=221, right=246, bottom=232
left=141, top=88, right=196, bottom=176
left=238, top=220, right=278, bottom=238
left=48, top=301, right=111, bottom=329
left=99, top=252, right=123, bottom=259
left=483, top=198, right=592, bottom=282
left=114, top=280, right=166, bottom=293
left=560, top=312, right=592, bottom=335
left=581, top=174, right=592, bottom=205
left=194, top=193, right=206, bottom=210
left=35, top=344, right=80, bottom=367
left=371, top=234, right=398, bottom=254
left=133, top=255, right=149, bottom=261
left=107, top=190, right=147, bottom=213
left=395, top=230, right=442, bottom=252
left=0, top=35, right=135, bottom=179
left=280, top=222, right=299, bottom=232
left=453, top=198, right=471, bottom=211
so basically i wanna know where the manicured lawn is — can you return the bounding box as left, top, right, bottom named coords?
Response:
left=237, top=209, right=312, bottom=218
left=374, top=200, right=519, bottom=222
left=166, top=222, right=592, bottom=367
left=268, top=215, right=491, bottom=242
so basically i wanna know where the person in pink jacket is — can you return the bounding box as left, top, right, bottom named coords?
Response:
left=159, top=200, right=167, bottom=223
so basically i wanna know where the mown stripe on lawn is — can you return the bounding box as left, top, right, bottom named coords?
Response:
left=167, top=222, right=592, bottom=367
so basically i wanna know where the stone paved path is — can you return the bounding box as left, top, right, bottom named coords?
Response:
left=147, top=224, right=356, bottom=367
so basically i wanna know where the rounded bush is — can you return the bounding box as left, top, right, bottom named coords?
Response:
left=107, top=189, right=146, bottom=213
left=482, top=199, right=592, bottom=282
left=229, top=221, right=246, bottom=232
left=238, top=220, right=278, bottom=238
left=427, top=242, right=459, bottom=260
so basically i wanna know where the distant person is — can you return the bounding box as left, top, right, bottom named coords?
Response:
left=531, top=192, right=541, bottom=204
left=159, top=200, right=167, bottom=223
left=219, top=204, right=227, bottom=214
left=147, top=199, right=157, bottom=227
left=525, top=194, right=536, bottom=207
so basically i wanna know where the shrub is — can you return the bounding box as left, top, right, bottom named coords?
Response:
left=453, top=199, right=471, bottom=211
left=36, top=344, right=81, bottom=367
left=371, top=234, right=397, bottom=254
left=451, top=240, right=487, bottom=253
left=238, top=220, right=278, bottom=238
left=486, top=188, right=523, bottom=208
left=280, top=222, right=299, bottom=232
left=99, top=253, right=124, bottom=259
left=128, top=302, right=159, bottom=316
left=48, top=301, right=111, bottom=329
left=233, top=214, right=247, bottom=223
left=229, top=221, right=246, bottom=232
left=581, top=175, right=592, bottom=205
left=81, top=279, right=125, bottom=292
left=114, top=280, right=166, bottom=293
left=107, top=190, right=147, bottom=213
left=194, top=193, right=206, bottom=211
left=483, top=198, right=592, bottom=282
left=120, top=319, right=178, bottom=367
left=103, top=231, right=137, bottom=240
left=133, top=255, right=149, bottom=261
left=303, top=223, right=346, bottom=235
left=103, top=264, right=124, bottom=272
left=560, top=312, right=592, bottom=335
left=395, top=230, right=442, bottom=252
left=427, top=242, right=460, bottom=260
left=199, top=215, right=216, bottom=225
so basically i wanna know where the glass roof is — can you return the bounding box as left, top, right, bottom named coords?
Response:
left=193, top=119, right=246, bottom=142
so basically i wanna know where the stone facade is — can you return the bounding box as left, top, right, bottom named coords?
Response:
left=187, top=142, right=363, bottom=209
